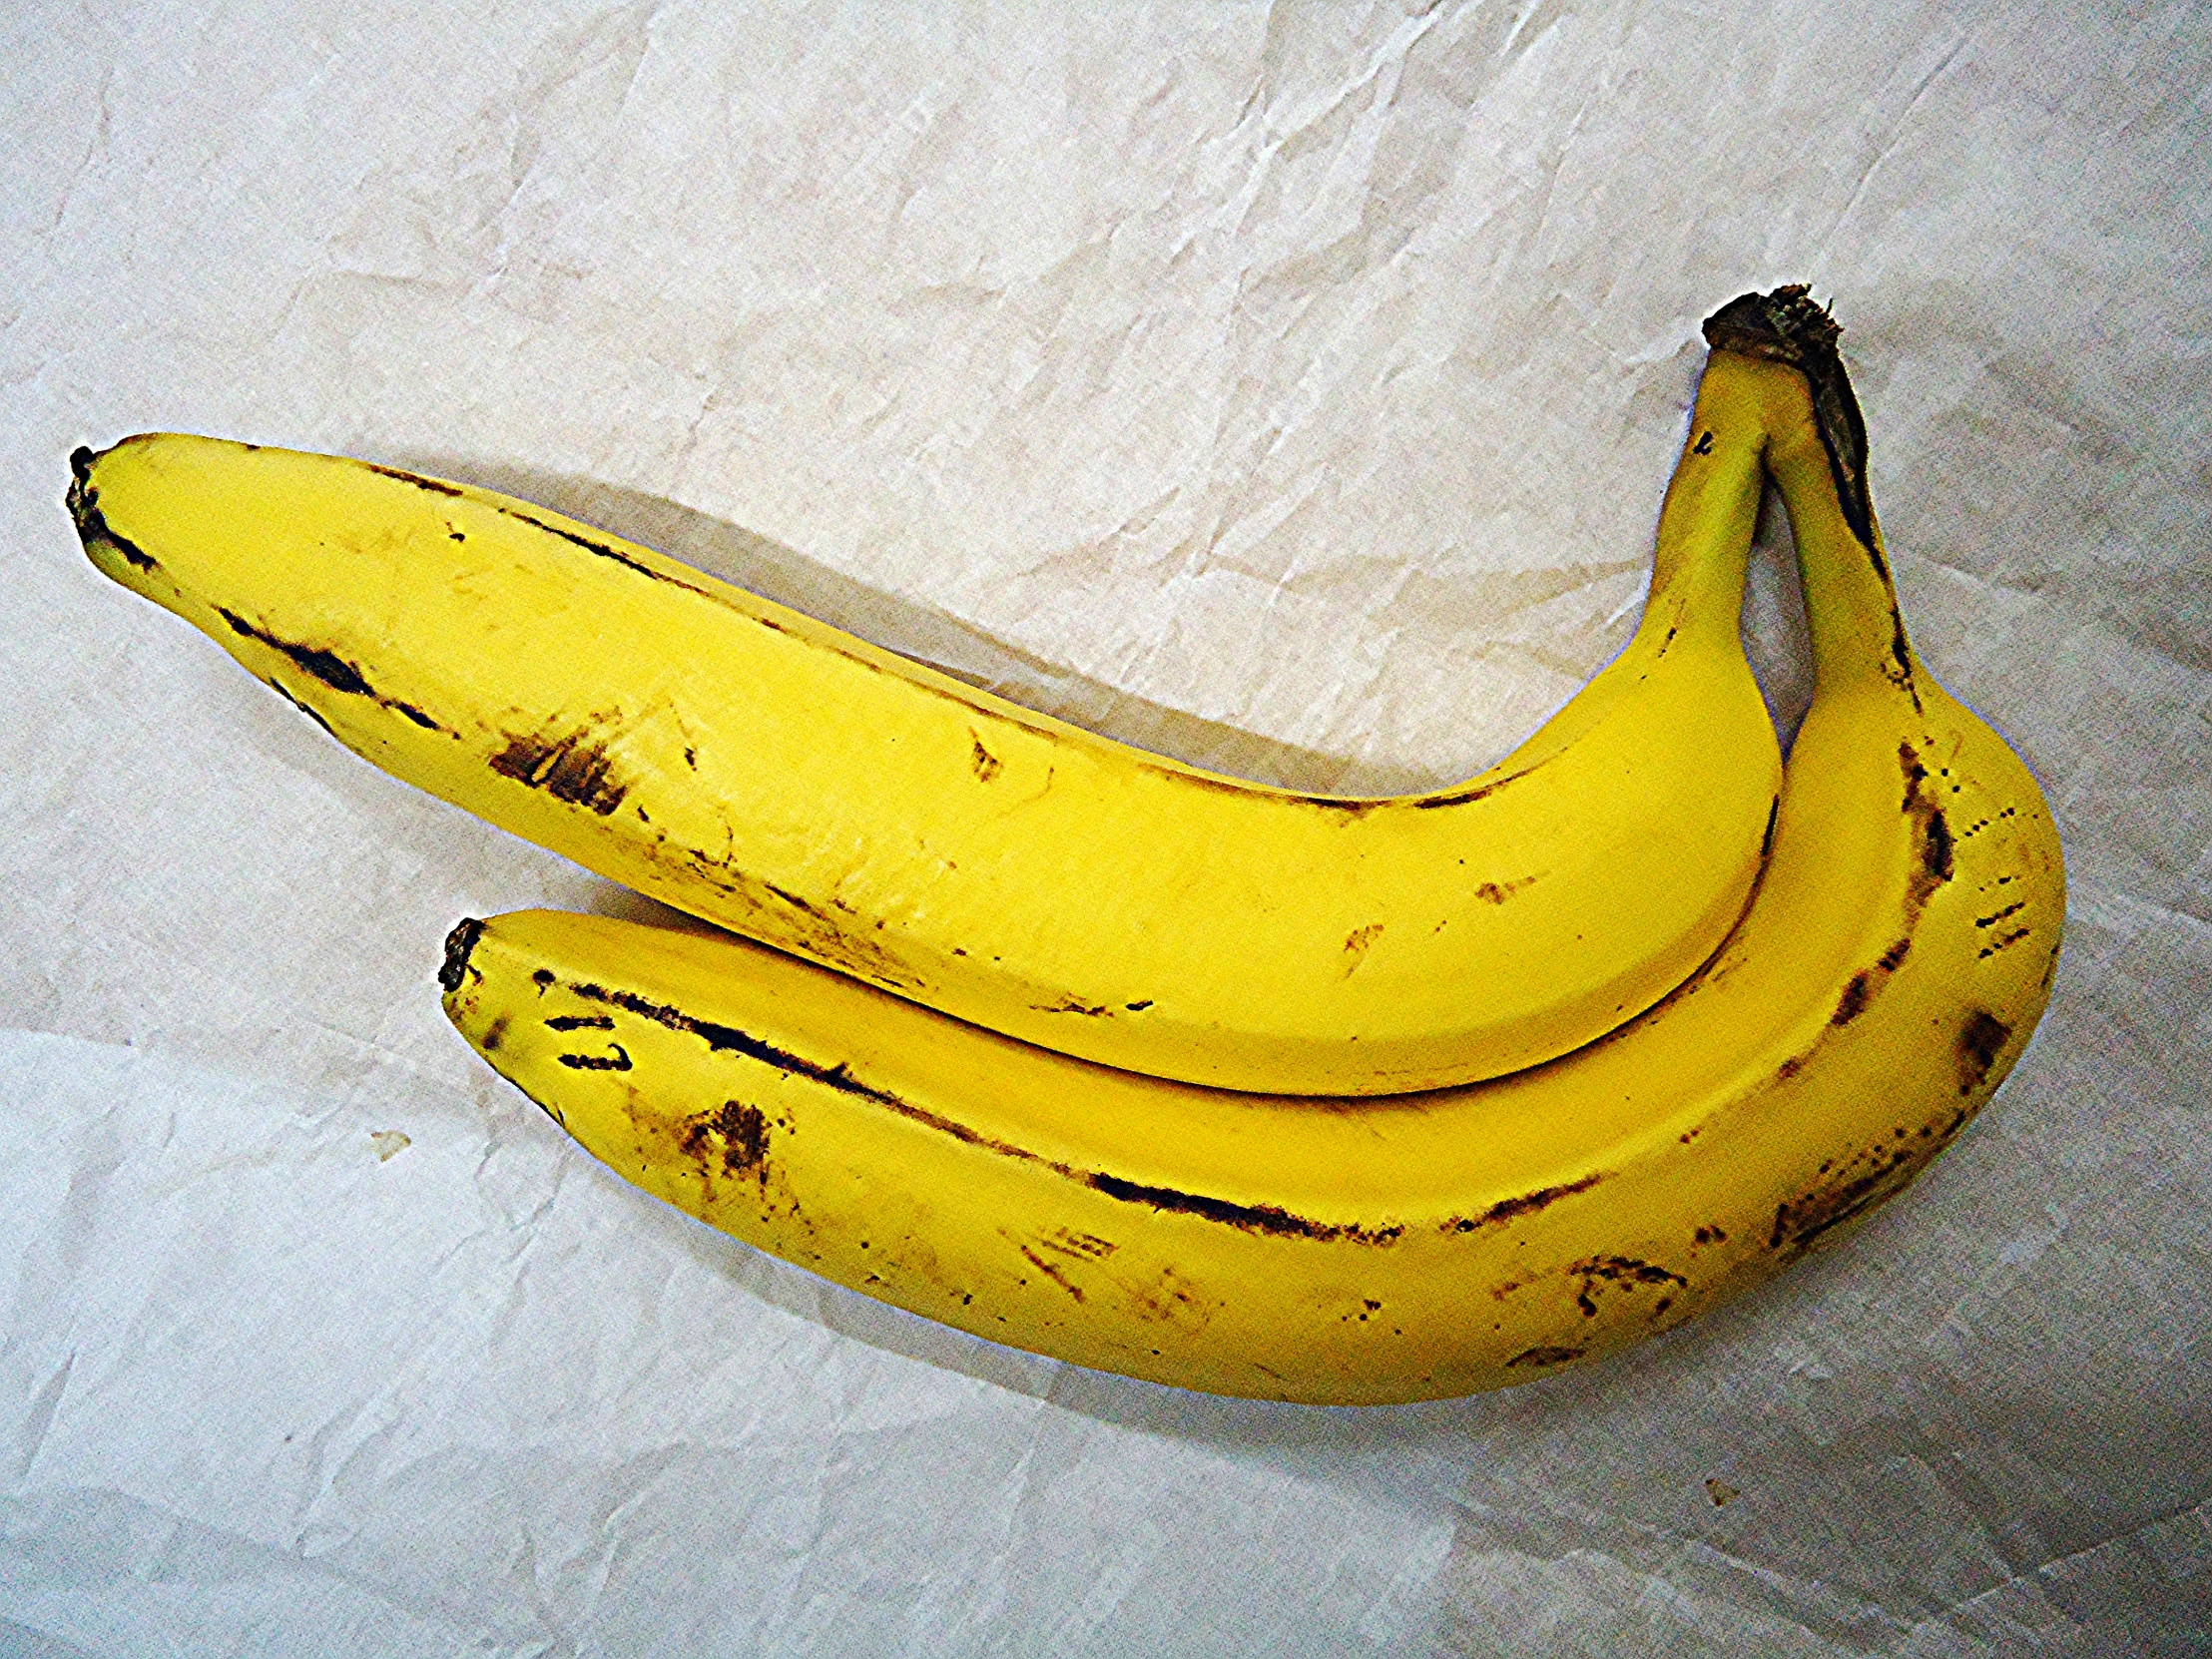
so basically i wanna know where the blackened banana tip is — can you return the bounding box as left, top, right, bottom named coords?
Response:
left=441, top=917, right=488, bottom=993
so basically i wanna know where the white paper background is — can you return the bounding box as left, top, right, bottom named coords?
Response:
left=4, top=2, right=2208, bottom=1653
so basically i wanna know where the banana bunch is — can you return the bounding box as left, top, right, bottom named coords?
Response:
left=74, top=288, right=2062, bottom=1402
left=68, top=361, right=1781, bottom=1095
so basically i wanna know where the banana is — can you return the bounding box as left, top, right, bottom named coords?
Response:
left=69, top=351, right=1782, bottom=1094
left=436, top=292, right=2065, bottom=1403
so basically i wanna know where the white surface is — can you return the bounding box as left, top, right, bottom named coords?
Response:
left=4, top=2, right=2208, bottom=1653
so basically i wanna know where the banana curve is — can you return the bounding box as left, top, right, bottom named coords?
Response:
left=437, top=292, right=2065, bottom=1402
left=71, top=355, right=1781, bottom=1094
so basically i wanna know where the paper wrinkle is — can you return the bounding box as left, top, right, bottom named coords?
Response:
left=1821, top=30, right=1973, bottom=261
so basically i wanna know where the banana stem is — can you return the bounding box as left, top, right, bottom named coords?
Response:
left=1702, top=286, right=1918, bottom=697
left=1641, top=356, right=1769, bottom=649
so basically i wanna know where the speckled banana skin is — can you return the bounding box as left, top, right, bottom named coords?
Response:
left=437, top=292, right=2064, bottom=1402
left=71, top=346, right=1783, bottom=1095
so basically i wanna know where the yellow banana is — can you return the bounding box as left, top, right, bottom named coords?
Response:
left=70, top=353, right=1781, bottom=1094
left=437, top=292, right=2065, bottom=1403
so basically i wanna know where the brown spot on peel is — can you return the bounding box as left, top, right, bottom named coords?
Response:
left=490, top=727, right=629, bottom=815
left=214, top=608, right=450, bottom=732
left=681, top=1100, right=769, bottom=1178
left=1018, top=1245, right=1086, bottom=1303
left=1445, top=1172, right=1606, bottom=1234
left=362, top=462, right=464, bottom=497
left=1505, top=1345, right=1584, bottom=1368
left=1924, top=811, right=1953, bottom=882
left=216, top=610, right=361, bottom=694
left=1956, top=1011, right=2010, bottom=1095
left=1896, top=746, right=1956, bottom=920
left=1570, top=1255, right=1687, bottom=1317
left=556, top=977, right=1402, bottom=1244
left=1765, top=1092, right=1986, bottom=1262
left=1032, top=996, right=1112, bottom=1017
left=1472, top=874, right=1539, bottom=904
left=1832, top=972, right=1872, bottom=1026
left=1769, top=1150, right=1916, bottom=1257
left=557, top=1044, right=633, bottom=1072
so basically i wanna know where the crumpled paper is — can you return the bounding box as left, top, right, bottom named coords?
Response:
left=3, top=1, right=2207, bottom=1653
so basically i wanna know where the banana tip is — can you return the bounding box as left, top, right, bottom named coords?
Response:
left=440, top=917, right=487, bottom=993
left=64, top=445, right=99, bottom=535
left=66, top=439, right=169, bottom=577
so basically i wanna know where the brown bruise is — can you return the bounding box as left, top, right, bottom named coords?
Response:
left=1832, top=972, right=1873, bottom=1027
left=663, top=846, right=923, bottom=993
left=1569, top=1255, right=1688, bottom=1319
left=1472, top=874, right=1541, bottom=905
left=1125, top=1264, right=1213, bottom=1332
left=489, top=723, right=629, bottom=816
left=680, top=1099, right=770, bottom=1180
left=1504, top=1344, right=1585, bottom=1369
left=1956, top=1010, right=2012, bottom=1095
left=1900, top=742, right=1955, bottom=905
left=1031, top=995, right=1112, bottom=1017
left=1767, top=1088, right=1983, bottom=1262
left=1443, top=1172, right=1607, bottom=1235
left=214, top=608, right=451, bottom=733
left=1034, top=1228, right=1118, bottom=1261
left=1016, top=1244, right=1086, bottom=1303
left=551, top=976, right=1408, bottom=1246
